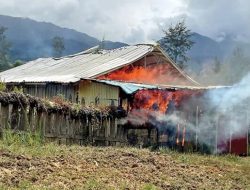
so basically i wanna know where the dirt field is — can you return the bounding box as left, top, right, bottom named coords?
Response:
left=0, top=143, right=250, bottom=190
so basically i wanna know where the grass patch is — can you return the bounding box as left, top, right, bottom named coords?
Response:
left=82, top=179, right=110, bottom=190
left=142, top=183, right=159, bottom=190
left=0, top=128, right=63, bottom=157
left=2, top=128, right=43, bottom=147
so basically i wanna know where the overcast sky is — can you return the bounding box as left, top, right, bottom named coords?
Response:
left=0, top=0, right=249, bottom=43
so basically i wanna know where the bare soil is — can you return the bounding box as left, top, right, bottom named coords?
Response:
left=0, top=145, right=250, bottom=190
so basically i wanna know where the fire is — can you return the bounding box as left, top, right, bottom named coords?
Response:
left=176, top=124, right=180, bottom=145
left=132, top=89, right=194, bottom=113
left=182, top=125, right=186, bottom=147
left=98, top=65, right=192, bottom=85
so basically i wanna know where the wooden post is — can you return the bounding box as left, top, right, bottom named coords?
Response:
left=97, top=115, right=101, bottom=137
left=148, top=128, right=152, bottom=146
left=29, top=107, right=36, bottom=131
left=104, top=118, right=108, bottom=145
left=39, top=112, right=44, bottom=140
left=114, top=118, right=118, bottom=138
left=46, top=112, right=52, bottom=135
left=87, top=115, right=93, bottom=144
left=105, top=118, right=111, bottom=146
left=1, top=105, right=8, bottom=130
left=156, top=127, right=159, bottom=148
left=22, top=105, right=28, bottom=131
left=16, top=105, right=21, bottom=130
left=65, top=115, right=69, bottom=136
left=42, top=112, right=47, bottom=141
left=58, top=113, right=63, bottom=137
left=108, top=118, right=111, bottom=137
left=6, top=104, right=13, bottom=129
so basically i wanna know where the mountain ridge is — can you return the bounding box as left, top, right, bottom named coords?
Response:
left=1, top=14, right=249, bottom=68
left=0, top=15, right=127, bottom=61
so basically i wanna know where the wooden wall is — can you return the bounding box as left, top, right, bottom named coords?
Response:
left=7, top=83, right=78, bottom=103
left=79, top=80, right=120, bottom=107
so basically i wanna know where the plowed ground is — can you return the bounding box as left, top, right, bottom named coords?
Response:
left=0, top=144, right=250, bottom=190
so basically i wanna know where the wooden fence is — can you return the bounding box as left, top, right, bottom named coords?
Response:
left=0, top=92, right=248, bottom=155
left=0, top=92, right=128, bottom=146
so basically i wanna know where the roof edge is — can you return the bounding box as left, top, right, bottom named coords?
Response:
left=154, top=45, right=201, bottom=86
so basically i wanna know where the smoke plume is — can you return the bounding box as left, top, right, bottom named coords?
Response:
left=124, top=72, right=250, bottom=153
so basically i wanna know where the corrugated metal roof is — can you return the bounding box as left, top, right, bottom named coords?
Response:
left=0, top=45, right=154, bottom=83
left=91, top=79, right=231, bottom=94
left=93, top=79, right=159, bottom=94
left=0, top=44, right=199, bottom=86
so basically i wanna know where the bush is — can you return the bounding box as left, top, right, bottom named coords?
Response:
left=0, top=81, right=6, bottom=91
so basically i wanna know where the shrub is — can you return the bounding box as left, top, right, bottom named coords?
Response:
left=0, top=81, right=6, bottom=91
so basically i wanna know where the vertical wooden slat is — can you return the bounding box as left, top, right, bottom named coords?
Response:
left=104, top=118, right=109, bottom=146
left=7, top=104, right=13, bottom=129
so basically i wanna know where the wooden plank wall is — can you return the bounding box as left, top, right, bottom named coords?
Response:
left=11, top=83, right=78, bottom=103
left=79, top=80, right=119, bottom=107
left=0, top=103, right=127, bottom=146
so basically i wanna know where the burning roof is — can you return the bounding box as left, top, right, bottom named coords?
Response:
left=0, top=44, right=199, bottom=86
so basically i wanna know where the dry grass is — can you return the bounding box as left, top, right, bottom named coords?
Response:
left=0, top=140, right=250, bottom=190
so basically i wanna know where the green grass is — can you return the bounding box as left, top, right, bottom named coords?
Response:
left=142, top=184, right=159, bottom=190
left=2, top=128, right=43, bottom=146
left=0, top=129, right=62, bottom=157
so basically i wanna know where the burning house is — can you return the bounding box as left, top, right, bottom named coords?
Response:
left=0, top=44, right=248, bottom=155
left=0, top=44, right=198, bottom=104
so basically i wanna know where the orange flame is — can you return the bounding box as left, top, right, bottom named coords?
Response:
left=98, top=65, right=193, bottom=85
left=182, top=126, right=186, bottom=147
left=132, top=89, right=194, bottom=113
left=176, top=124, right=180, bottom=145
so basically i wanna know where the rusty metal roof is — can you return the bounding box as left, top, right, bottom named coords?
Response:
left=0, top=44, right=199, bottom=86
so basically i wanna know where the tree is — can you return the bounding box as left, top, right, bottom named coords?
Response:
left=159, top=20, right=194, bottom=68
left=225, top=47, right=248, bottom=84
left=13, top=60, right=24, bottom=68
left=52, top=36, right=65, bottom=58
left=0, top=26, right=11, bottom=71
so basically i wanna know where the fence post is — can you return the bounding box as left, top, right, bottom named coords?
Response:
left=22, top=105, right=28, bottom=131
left=105, top=118, right=110, bottom=146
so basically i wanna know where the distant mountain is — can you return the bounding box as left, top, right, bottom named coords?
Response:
left=159, top=32, right=250, bottom=72
left=1, top=14, right=250, bottom=71
left=187, top=32, right=250, bottom=71
left=188, top=33, right=222, bottom=62
left=0, top=15, right=127, bottom=61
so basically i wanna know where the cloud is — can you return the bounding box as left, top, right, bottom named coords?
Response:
left=185, top=0, right=250, bottom=41
left=0, top=0, right=249, bottom=43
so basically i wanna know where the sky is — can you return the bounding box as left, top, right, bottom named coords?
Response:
left=0, top=0, right=249, bottom=44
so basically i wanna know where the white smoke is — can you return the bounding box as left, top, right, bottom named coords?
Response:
left=123, top=73, right=250, bottom=154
